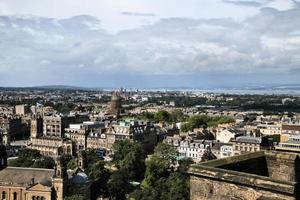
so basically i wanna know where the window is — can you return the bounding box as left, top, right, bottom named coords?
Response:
left=2, top=191, right=6, bottom=200
left=13, top=192, right=17, bottom=200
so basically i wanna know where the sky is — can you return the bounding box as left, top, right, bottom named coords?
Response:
left=0, top=0, right=300, bottom=88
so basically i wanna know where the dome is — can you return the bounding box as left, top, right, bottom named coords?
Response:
left=71, top=172, right=89, bottom=184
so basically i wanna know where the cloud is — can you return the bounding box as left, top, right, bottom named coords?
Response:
left=0, top=5, right=300, bottom=86
left=120, top=12, right=156, bottom=17
left=223, top=0, right=264, bottom=7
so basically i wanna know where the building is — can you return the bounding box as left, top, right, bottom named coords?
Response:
left=0, top=116, right=23, bottom=145
left=0, top=106, right=14, bottom=116
left=66, top=120, right=158, bottom=154
left=65, top=121, right=105, bottom=154
left=281, top=124, right=300, bottom=142
left=15, top=105, right=28, bottom=116
left=276, top=135, right=300, bottom=153
left=28, top=116, right=73, bottom=156
left=188, top=151, right=300, bottom=200
left=257, top=123, right=281, bottom=135
left=216, top=129, right=242, bottom=143
left=0, top=147, right=67, bottom=200
left=105, top=120, right=158, bottom=152
left=43, top=116, right=68, bottom=138
left=0, top=144, right=91, bottom=200
left=109, top=93, right=122, bottom=118
left=230, top=136, right=261, bottom=155
left=219, top=144, right=234, bottom=158
left=165, top=136, right=212, bottom=162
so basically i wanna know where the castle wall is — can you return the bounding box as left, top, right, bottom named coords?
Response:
left=190, top=176, right=296, bottom=200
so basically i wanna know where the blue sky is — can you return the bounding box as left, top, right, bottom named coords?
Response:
left=0, top=0, right=300, bottom=88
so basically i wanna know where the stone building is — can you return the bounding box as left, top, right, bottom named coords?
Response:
left=28, top=116, right=73, bottom=156
left=65, top=121, right=105, bottom=155
left=0, top=116, right=23, bottom=145
left=67, top=120, right=158, bottom=154
left=188, top=151, right=300, bottom=200
left=15, top=105, right=29, bottom=116
left=0, top=146, right=67, bottom=200
left=0, top=106, right=14, bottom=116
left=105, top=120, right=158, bottom=152
left=230, top=136, right=261, bottom=155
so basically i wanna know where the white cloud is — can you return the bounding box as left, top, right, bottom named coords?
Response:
left=0, top=1, right=300, bottom=86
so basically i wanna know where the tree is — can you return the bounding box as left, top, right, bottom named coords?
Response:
left=108, top=169, right=132, bottom=200
left=9, top=149, right=55, bottom=169
left=121, top=149, right=145, bottom=181
left=161, top=172, right=189, bottom=200
left=32, top=157, right=55, bottom=169
left=142, top=143, right=177, bottom=188
left=154, top=110, right=171, bottom=122
left=153, top=142, right=177, bottom=162
left=89, top=161, right=111, bottom=198
left=111, top=140, right=146, bottom=181
left=170, top=109, right=185, bottom=123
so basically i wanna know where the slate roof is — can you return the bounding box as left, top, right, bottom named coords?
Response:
left=0, top=167, right=54, bottom=187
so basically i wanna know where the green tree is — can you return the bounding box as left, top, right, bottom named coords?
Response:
left=111, top=140, right=146, bottom=181
left=154, top=110, right=171, bottom=122
left=89, top=161, right=111, bottom=198
left=108, top=169, right=132, bottom=200
left=142, top=143, right=177, bottom=188
left=170, top=109, right=185, bottom=122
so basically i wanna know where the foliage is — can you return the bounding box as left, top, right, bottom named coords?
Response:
left=108, top=168, right=132, bottom=200
left=8, top=149, right=55, bottom=169
left=135, top=109, right=185, bottom=123
left=89, top=160, right=111, bottom=198
left=154, top=110, right=172, bottom=122
left=131, top=142, right=190, bottom=200
left=181, top=115, right=235, bottom=132
left=142, top=143, right=177, bottom=188
left=84, top=149, right=102, bottom=175
left=111, top=140, right=146, bottom=181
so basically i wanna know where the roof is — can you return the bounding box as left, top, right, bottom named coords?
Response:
left=235, top=136, right=261, bottom=144
left=282, top=125, right=300, bottom=131
left=70, top=169, right=89, bottom=184
left=0, top=167, right=54, bottom=187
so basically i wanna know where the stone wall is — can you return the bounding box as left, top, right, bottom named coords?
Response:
left=265, top=151, right=300, bottom=182
left=190, top=176, right=296, bottom=200
left=189, top=151, right=300, bottom=200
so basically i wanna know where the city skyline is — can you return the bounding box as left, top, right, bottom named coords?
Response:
left=0, top=0, right=300, bottom=87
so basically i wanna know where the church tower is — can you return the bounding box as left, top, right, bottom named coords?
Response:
left=0, top=145, right=7, bottom=170
left=53, top=156, right=67, bottom=200
left=77, top=150, right=87, bottom=170
left=31, top=116, right=43, bottom=139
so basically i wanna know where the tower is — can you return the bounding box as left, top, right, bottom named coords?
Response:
left=110, top=92, right=122, bottom=118
left=77, top=150, right=87, bottom=170
left=0, top=145, right=7, bottom=170
left=31, top=116, right=43, bottom=139
left=53, top=156, right=67, bottom=200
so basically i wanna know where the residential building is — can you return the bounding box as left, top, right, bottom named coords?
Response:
left=231, top=136, right=261, bottom=155
left=276, top=135, right=300, bottom=153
